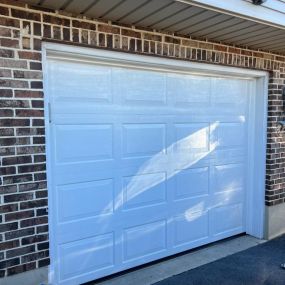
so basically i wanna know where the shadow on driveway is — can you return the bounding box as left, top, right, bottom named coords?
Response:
left=154, top=235, right=285, bottom=285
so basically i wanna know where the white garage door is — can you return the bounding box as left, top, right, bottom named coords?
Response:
left=46, top=51, right=255, bottom=285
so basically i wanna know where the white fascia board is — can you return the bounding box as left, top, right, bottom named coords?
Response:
left=175, top=0, right=285, bottom=29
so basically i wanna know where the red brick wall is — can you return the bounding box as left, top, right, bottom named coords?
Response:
left=0, top=0, right=285, bottom=278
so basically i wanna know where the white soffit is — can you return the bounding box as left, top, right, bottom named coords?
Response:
left=23, top=0, right=285, bottom=54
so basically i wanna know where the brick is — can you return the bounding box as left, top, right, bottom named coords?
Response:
left=20, top=216, right=48, bottom=228
left=4, top=193, right=33, bottom=203
left=0, top=58, right=27, bottom=68
left=19, top=181, right=46, bottom=192
left=0, top=146, right=15, bottom=156
left=1, top=98, right=30, bottom=109
left=35, top=190, right=47, bottom=199
left=33, top=154, right=46, bottom=163
left=2, top=156, right=32, bottom=166
left=18, top=163, right=46, bottom=174
left=33, top=136, right=45, bottom=144
left=3, top=174, right=33, bottom=184
left=34, top=172, right=46, bottom=181
left=0, top=6, right=9, bottom=16
left=17, top=145, right=45, bottom=155
left=11, top=9, right=41, bottom=21
left=7, top=262, right=36, bottom=276
left=0, top=258, right=20, bottom=270
left=36, top=225, right=48, bottom=234
left=0, top=38, right=19, bottom=48
left=0, top=109, right=13, bottom=117
left=0, top=240, right=19, bottom=251
left=0, top=119, right=30, bottom=127
left=37, top=241, right=49, bottom=251
left=32, top=119, right=44, bottom=126
left=43, top=24, right=51, bottom=38
left=14, top=90, right=43, bottom=98
left=0, top=166, right=16, bottom=175
left=0, top=17, right=20, bottom=28
left=22, top=234, right=48, bottom=246
left=18, top=51, right=41, bottom=61
left=36, top=208, right=47, bottom=216
left=5, top=228, right=34, bottom=240
left=0, top=204, right=18, bottom=214
left=0, top=49, right=14, bottom=58
left=13, top=70, right=42, bottom=79
left=0, top=69, right=11, bottom=77
left=43, top=14, right=70, bottom=26
left=5, top=210, right=34, bottom=222
left=98, top=24, right=120, bottom=34
left=21, top=250, right=49, bottom=263
left=38, top=258, right=50, bottom=268
left=0, top=185, right=17, bottom=195
left=33, top=22, right=41, bottom=36
left=0, top=79, right=28, bottom=88
left=16, top=128, right=44, bottom=136
left=29, top=61, right=42, bottom=70
left=72, top=20, right=96, bottom=30
left=6, top=245, right=34, bottom=259
left=16, top=109, right=44, bottom=117
left=20, top=199, right=47, bottom=210
left=0, top=89, right=13, bottom=97
left=0, top=222, right=18, bottom=233
left=30, top=81, right=43, bottom=89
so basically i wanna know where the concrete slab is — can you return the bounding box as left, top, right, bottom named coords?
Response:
left=92, top=235, right=265, bottom=285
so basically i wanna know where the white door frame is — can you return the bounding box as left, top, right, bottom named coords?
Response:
left=42, top=42, right=268, bottom=284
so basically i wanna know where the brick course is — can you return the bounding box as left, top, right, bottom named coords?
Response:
left=0, top=0, right=284, bottom=279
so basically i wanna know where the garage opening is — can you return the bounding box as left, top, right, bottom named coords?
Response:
left=43, top=43, right=268, bottom=285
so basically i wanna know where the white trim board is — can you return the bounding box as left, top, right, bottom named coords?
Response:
left=176, top=0, right=285, bottom=30
left=42, top=42, right=268, bottom=284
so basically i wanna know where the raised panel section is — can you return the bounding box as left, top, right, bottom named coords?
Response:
left=174, top=167, right=209, bottom=200
left=122, top=172, right=166, bottom=210
left=168, top=74, right=211, bottom=105
left=59, top=233, right=114, bottom=281
left=214, top=163, right=244, bottom=193
left=212, top=78, right=247, bottom=105
left=115, top=68, right=166, bottom=105
left=174, top=123, right=209, bottom=152
left=211, top=203, right=243, bottom=236
left=57, top=179, right=114, bottom=222
left=122, top=124, right=166, bottom=158
left=123, top=220, right=167, bottom=261
left=55, top=124, right=113, bottom=163
left=212, top=123, right=245, bottom=148
left=174, top=211, right=209, bottom=247
left=50, top=61, right=112, bottom=102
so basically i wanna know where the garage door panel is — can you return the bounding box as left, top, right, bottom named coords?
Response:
left=57, top=179, right=114, bottom=223
left=122, top=124, right=166, bottom=158
left=173, top=167, right=209, bottom=200
left=213, top=163, right=245, bottom=193
left=174, top=123, right=210, bottom=152
left=49, top=61, right=113, bottom=102
left=210, top=203, right=244, bottom=237
left=54, top=124, right=114, bottom=163
left=54, top=163, right=118, bottom=185
left=47, top=58, right=253, bottom=284
left=59, top=232, right=115, bottom=281
left=122, top=172, right=167, bottom=211
left=212, top=78, right=248, bottom=104
left=173, top=211, right=209, bottom=248
left=168, top=74, right=211, bottom=105
left=115, top=68, right=167, bottom=105
left=122, top=219, right=167, bottom=262
left=211, top=122, right=246, bottom=149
